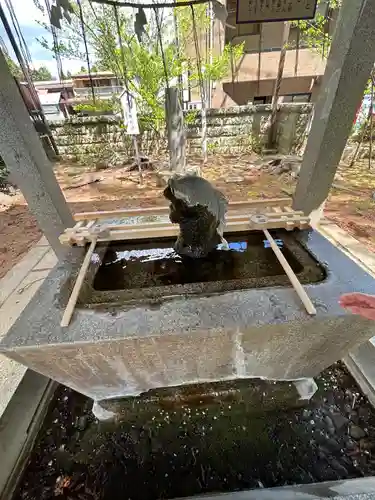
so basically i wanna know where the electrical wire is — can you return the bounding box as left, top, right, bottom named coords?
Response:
left=0, top=1, right=59, bottom=154
left=113, top=2, right=131, bottom=98
left=153, top=6, right=169, bottom=91
left=190, top=3, right=207, bottom=161
left=4, top=0, right=32, bottom=64
left=113, top=2, right=143, bottom=180
left=190, top=4, right=205, bottom=102
left=257, top=23, right=262, bottom=95
left=0, top=2, right=41, bottom=110
left=77, top=0, right=96, bottom=102
left=88, top=0, right=125, bottom=79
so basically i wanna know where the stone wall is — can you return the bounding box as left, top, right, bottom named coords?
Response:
left=50, top=116, right=133, bottom=162
left=50, top=103, right=312, bottom=161
left=186, top=103, right=312, bottom=154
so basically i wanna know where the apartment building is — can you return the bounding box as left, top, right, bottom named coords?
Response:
left=19, top=71, right=124, bottom=120
left=211, top=0, right=338, bottom=107
left=71, top=71, right=123, bottom=99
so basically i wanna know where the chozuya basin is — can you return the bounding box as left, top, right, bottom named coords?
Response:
left=0, top=226, right=374, bottom=405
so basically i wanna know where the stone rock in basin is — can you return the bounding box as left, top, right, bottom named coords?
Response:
left=164, top=175, right=228, bottom=258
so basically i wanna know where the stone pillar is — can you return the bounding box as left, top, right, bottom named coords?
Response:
left=0, top=50, right=73, bottom=259
left=165, top=87, right=186, bottom=173
left=293, top=0, right=375, bottom=219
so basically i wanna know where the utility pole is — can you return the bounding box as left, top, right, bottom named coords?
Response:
left=267, top=21, right=290, bottom=149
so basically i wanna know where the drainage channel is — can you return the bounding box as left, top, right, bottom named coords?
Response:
left=4, top=362, right=375, bottom=500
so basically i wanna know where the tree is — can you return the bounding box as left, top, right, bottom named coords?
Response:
left=0, top=156, right=9, bottom=193
left=175, top=3, right=243, bottom=161
left=4, top=55, right=53, bottom=82
left=4, top=54, right=23, bottom=80
left=292, top=0, right=342, bottom=58
left=31, top=65, right=53, bottom=81
left=35, top=0, right=243, bottom=139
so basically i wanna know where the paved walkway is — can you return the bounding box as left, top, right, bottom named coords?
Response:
left=317, top=220, right=375, bottom=277
left=0, top=238, right=57, bottom=419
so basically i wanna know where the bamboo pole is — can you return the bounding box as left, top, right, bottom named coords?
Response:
left=60, top=238, right=97, bottom=327
left=263, top=229, right=316, bottom=316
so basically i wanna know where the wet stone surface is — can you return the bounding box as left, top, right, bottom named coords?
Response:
left=15, top=363, right=375, bottom=500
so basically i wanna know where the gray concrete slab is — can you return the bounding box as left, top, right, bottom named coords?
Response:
left=0, top=240, right=56, bottom=419
left=0, top=242, right=50, bottom=307
left=0, top=229, right=374, bottom=401
left=317, top=220, right=375, bottom=277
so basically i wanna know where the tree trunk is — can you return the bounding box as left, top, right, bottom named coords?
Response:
left=350, top=107, right=371, bottom=167
left=369, top=74, right=374, bottom=169
left=267, top=22, right=290, bottom=149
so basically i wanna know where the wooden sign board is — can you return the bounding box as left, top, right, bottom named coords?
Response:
left=236, top=0, right=318, bottom=24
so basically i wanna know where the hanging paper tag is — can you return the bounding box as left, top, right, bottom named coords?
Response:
left=120, top=91, right=139, bottom=135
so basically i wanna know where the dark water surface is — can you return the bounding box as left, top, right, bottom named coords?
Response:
left=15, top=364, right=375, bottom=500
left=93, top=232, right=313, bottom=292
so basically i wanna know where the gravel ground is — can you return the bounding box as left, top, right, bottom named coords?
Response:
left=15, top=363, right=375, bottom=500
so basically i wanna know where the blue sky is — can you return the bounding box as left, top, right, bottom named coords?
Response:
left=0, top=0, right=86, bottom=77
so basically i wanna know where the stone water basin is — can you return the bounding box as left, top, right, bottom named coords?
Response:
left=0, top=227, right=375, bottom=404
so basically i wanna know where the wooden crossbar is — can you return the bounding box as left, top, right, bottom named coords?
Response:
left=73, top=198, right=293, bottom=222
left=61, top=199, right=309, bottom=247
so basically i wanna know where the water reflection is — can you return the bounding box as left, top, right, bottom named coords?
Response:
left=107, top=242, right=248, bottom=267
left=93, top=233, right=303, bottom=291
left=108, top=247, right=179, bottom=265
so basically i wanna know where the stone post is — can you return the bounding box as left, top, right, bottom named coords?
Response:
left=293, top=0, right=375, bottom=220
left=0, top=49, right=73, bottom=259
left=165, top=86, right=186, bottom=173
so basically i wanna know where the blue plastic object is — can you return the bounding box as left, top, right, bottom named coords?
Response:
left=263, top=239, right=283, bottom=249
